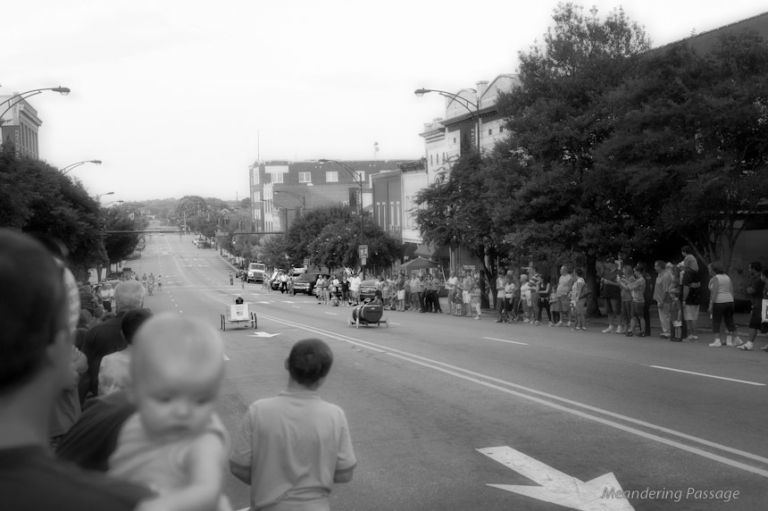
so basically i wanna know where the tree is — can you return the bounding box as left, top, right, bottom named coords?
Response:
left=285, top=205, right=401, bottom=273
left=492, top=3, right=651, bottom=309
left=415, top=153, right=509, bottom=303
left=596, top=32, right=768, bottom=268
left=0, top=152, right=107, bottom=278
left=103, top=206, right=142, bottom=265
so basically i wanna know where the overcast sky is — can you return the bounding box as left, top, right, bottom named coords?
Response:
left=2, top=0, right=765, bottom=202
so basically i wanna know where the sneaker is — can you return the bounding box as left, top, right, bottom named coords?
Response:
left=580, top=326, right=588, bottom=331
left=660, top=332, right=670, bottom=339
left=682, top=336, right=696, bottom=342
left=737, top=342, right=754, bottom=351
left=554, top=321, right=563, bottom=327
left=734, top=337, right=745, bottom=347
left=690, top=335, right=699, bottom=340
left=602, top=326, right=614, bottom=334
left=474, top=315, right=481, bottom=320
left=625, top=331, right=633, bottom=337
left=709, top=339, right=724, bottom=347
left=638, top=332, right=646, bottom=337
left=615, top=326, right=625, bottom=334
left=762, top=345, right=768, bottom=352
left=725, top=335, right=733, bottom=347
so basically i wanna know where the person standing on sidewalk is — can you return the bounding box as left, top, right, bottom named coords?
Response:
left=653, top=260, right=674, bottom=339
left=707, top=262, right=743, bottom=347
left=600, top=258, right=622, bottom=334
left=738, top=262, right=766, bottom=351
left=554, top=265, right=574, bottom=327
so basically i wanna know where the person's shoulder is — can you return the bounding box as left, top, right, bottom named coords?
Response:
left=1, top=447, right=150, bottom=510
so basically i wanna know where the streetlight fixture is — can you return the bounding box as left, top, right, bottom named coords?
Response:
left=414, top=87, right=481, bottom=150
left=318, top=159, right=366, bottom=276
left=0, top=86, right=71, bottom=124
left=95, top=191, right=115, bottom=203
left=61, top=159, right=102, bottom=175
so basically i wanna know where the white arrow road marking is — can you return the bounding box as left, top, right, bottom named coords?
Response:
left=482, top=336, right=529, bottom=346
left=248, top=332, right=280, bottom=338
left=478, top=446, right=634, bottom=511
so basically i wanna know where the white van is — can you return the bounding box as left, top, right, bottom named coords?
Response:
left=246, top=262, right=267, bottom=283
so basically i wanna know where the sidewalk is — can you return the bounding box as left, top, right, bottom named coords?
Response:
left=435, top=296, right=760, bottom=339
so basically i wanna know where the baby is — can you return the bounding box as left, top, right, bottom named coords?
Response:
left=109, top=313, right=231, bottom=511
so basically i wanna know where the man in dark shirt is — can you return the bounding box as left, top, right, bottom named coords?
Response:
left=79, top=279, right=145, bottom=401
left=738, top=262, right=766, bottom=351
left=0, top=229, right=150, bottom=511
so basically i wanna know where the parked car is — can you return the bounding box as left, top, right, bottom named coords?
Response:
left=292, top=272, right=321, bottom=295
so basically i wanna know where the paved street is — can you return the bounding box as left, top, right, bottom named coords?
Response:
left=127, top=232, right=768, bottom=510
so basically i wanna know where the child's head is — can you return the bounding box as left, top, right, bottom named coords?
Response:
left=130, top=313, right=225, bottom=439
left=622, top=263, right=633, bottom=277
left=285, top=338, right=333, bottom=389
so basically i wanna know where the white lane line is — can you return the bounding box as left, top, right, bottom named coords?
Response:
left=483, top=336, right=529, bottom=346
left=650, top=365, right=766, bottom=387
left=259, top=313, right=768, bottom=478
left=324, top=311, right=338, bottom=316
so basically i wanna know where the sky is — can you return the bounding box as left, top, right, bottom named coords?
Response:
left=2, top=0, right=766, bottom=202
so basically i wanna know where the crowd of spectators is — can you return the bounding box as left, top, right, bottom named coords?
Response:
left=0, top=229, right=356, bottom=511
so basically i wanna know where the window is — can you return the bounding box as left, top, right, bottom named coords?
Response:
left=499, top=126, right=504, bottom=133
left=252, top=191, right=261, bottom=202
left=326, top=171, right=338, bottom=183
left=430, top=154, right=433, bottom=166
left=453, top=137, right=457, bottom=144
left=251, top=167, right=260, bottom=184
left=488, top=129, right=493, bottom=135
left=298, top=171, right=312, bottom=184
left=272, top=172, right=283, bottom=184
left=354, top=170, right=365, bottom=184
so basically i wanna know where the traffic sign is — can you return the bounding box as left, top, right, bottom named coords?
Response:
left=359, top=244, right=368, bottom=258
left=361, top=257, right=367, bottom=266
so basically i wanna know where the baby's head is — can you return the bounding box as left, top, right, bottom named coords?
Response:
left=285, top=338, right=333, bottom=390
left=130, top=313, right=225, bottom=439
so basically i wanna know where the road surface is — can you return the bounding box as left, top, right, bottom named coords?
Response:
left=123, top=231, right=768, bottom=510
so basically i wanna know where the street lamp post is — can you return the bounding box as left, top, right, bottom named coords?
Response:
left=319, top=159, right=366, bottom=276
left=414, top=87, right=481, bottom=151
left=61, top=159, right=102, bottom=175
left=0, top=86, right=71, bottom=124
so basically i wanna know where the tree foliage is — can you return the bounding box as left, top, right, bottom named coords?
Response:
left=103, top=206, right=142, bottom=264
left=0, top=150, right=106, bottom=276
left=284, top=205, right=401, bottom=273
left=597, top=32, right=768, bottom=267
